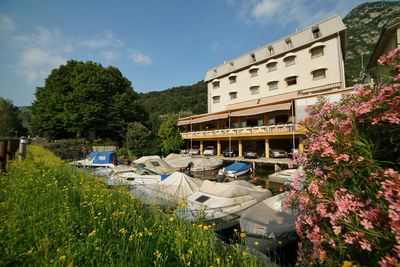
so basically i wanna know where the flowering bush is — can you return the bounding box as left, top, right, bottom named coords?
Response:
left=287, top=49, right=400, bottom=266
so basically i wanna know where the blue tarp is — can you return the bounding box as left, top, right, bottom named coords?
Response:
left=225, top=162, right=251, bottom=172
left=91, top=151, right=116, bottom=164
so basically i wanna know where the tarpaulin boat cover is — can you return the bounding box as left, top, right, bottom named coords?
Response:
left=91, top=151, right=116, bottom=164
left=225, top=162, right=251, bottom=173
left=165, top=155, right=223, bottom=171
left=199, top=180, right=269, bottom=201
left=134, top=156, right=176, bottom=174
left=240, top=193, right=297, bottom=239
left=154, top=172, right=203, bottom=198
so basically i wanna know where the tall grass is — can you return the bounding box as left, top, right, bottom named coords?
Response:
left=0, top=145, right=272, bottom=266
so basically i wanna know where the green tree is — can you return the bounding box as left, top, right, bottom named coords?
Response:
left=125, top=122, right=159, bottom=157
left=157, top=116, right=183, bottom=156
left=30, top=60, right=146, bottom=141
left=0, top=97, right=22, bottom=137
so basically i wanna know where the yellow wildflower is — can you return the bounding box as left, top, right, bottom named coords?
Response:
left=129, top=235, right=134, bottom=241
left=188, top=249, right=193, bottom=255
left=342, top=261, right=353, bottom=267
left=216, top=257, right=221, bottom=265
left=88, top=230, right=96, bottom=238
left=59, top=255, right=66, bottom=262
left=240, top=232, right=246, bottom=238
left=27, top=248, right=34, bottom=254
left=154, top=250, right=162, bottom=259
left=242, top=251, right=249, bottom=257
left=169, top=217, right=175, bottom=222
left=203, top=225, right=209, bottom=231
left=119, top=228, right=127, bottom=235
left=254, top=241, right=259, bottom=246
left=138, top=232, right=143, bottom=238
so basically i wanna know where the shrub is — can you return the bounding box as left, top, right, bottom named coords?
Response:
left=287, top=49, right=400, bottom=266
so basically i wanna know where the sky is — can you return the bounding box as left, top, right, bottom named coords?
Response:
left=0, top=0, right=376, bottom=106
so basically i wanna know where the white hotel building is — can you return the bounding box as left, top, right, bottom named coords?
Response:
left=178, top=16, right=352, bottom=158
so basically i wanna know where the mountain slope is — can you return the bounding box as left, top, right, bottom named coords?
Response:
left=343, top=1, right=400, bottom=85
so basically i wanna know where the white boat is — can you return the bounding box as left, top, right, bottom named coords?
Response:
left=178, top=180, right=272, bottom=230
left=72, top=151, right=117, bottom=168
left=130, top=171, right=203, bottom=207
left=268, top=168, right=299, bottom=184
left=107, top=156, right=176, bottom=186
left=239, top=192, right=298, bottom=253
left=165, top=154, right=223, bottom=172
left=218, top=162, right=251, bottom=178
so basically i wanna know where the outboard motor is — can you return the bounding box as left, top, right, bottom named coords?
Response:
left=184, top=161, right=194, bottom=176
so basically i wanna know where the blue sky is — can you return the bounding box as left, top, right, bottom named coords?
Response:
left=0, top=0, right=375, bottom=106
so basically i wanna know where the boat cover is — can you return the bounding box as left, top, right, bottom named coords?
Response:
left=155, top=172, right=203, bottom=198
left=134, top=156, right=176, bottom=174
left=225, top=162, right=251, bottom=172
left=240, top=193, right=297, bottom=239
left=165, top=155, right=223, bottom=171
left=199, top=180, right=269, bottom=200
left=91, top=151, right=116, bottom=164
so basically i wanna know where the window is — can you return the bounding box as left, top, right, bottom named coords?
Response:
left=310, top=46, right=324, bottom=58
left=285, top=76, right=297, bottom=86
left=250, top=53, right=256, bottom=63
left=312, top=26, right=321, bottom=39
left=249, top=68, right=258, bottom=77
left=285, top=38, right=293, bottom=49
left=250, top=86, right=259, bottom=95
left=229, top=92, right=237, bottom=100
left=212, top=96, right=220, bottom=104
left=284, top=56, right=296, bottom=66
left=212, top=80, right=220, bottom=89
left=266, top=62, right=277, bottom=72
left=268, top=81, right=279, bottom=91
left=268, top=46, right=274, bottom=56
left=229, top=75, right=237, bottom=84
left=312, top=68, right=326, bottom=80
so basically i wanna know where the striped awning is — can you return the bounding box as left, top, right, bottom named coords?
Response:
left=229, top=102, right=292, bottom=117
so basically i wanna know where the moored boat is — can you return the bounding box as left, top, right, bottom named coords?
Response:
left=218, top=162, right=251, bottom=178
left=72, top=151, right=117, bottom=168
left=239, top=192, right=298, bottom=253
left=165, top=154, right=223, bottom=172
left=178, top=180, right=271, bottom=230
left=268, top=168, right=300, bottom=184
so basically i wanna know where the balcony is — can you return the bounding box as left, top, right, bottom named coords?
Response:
left=180, top=124, right=299, bottom=139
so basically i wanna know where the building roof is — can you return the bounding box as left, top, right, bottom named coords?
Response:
left=204, top=16, right=346, bottom=82
left=367, top=18, right=400, bottom=69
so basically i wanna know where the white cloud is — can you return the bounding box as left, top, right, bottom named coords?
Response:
left=0, top=14, right=15, bottom=38
left=102, top=50, right=120, bottom=61
left=130, top=50, right=152, bottom=65
left=82, top=31, right=124, bottom=48
left=231, top=0, right=375, bottom=28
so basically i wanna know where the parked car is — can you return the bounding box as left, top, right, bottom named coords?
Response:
left=203, top=146, right=215, bottom=156
left=223, top=146, right=238, bottom=157
left=188, top=146, right=200, bottom=155
left=269, top=149, right=288, bottom=158
left=244, top=150, right=259, bottom=159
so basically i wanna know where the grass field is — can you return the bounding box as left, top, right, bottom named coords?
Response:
left=0, top=145, right=273, bottom=266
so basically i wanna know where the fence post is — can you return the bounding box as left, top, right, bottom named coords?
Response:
left=19, top=137, right=29, bottom=160
left=0, top=140, right=7, bottom=173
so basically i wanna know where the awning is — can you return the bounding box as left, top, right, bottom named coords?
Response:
left=266, top=59, right=278, bottom=65
left=228, top=72, right=237, bottom=77
left=283, top=52, right=296, bottom=59
left=310, top=67, right=327, bottom=73
left=177, top=112, right=230, bottom=126
left=249, top=65, right=259, bottom=70
left=230, top=102, right=292, bottom=117
left=309, top=42, right=325, bottom=50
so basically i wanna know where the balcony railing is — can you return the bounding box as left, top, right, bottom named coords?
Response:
left=181, top=124, right=297, bottom=138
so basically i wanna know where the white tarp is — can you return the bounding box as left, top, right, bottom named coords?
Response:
left=155, top=171, right=203, bottom=198
left=134, top=155, right=176, bottom=174
left=165, top=155, right=223, bottom=172
left=199, top=180, right=268, bottom=200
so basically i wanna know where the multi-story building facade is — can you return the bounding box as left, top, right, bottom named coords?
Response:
left=178, top=16, right=351, bottom=158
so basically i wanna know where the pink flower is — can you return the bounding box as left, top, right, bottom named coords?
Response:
left=360, top=240, right=372, bottom=251
left=344, top=234, right=355, bottom=244
left=361, top=218, right=373, bottom=230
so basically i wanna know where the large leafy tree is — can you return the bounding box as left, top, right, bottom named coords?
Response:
left=0, top=97, right=23, bottom=137
left=125, top=122, right=160, bottom=157
left=157, top=116, right=183, bottom=156
left=30, top=60, right=145, bottom=140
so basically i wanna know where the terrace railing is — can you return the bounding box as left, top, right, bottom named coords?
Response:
left=181, top=124, right=297, bottom=138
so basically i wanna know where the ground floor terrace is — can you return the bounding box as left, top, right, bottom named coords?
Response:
left=178, top=101, right=305, bottom=159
